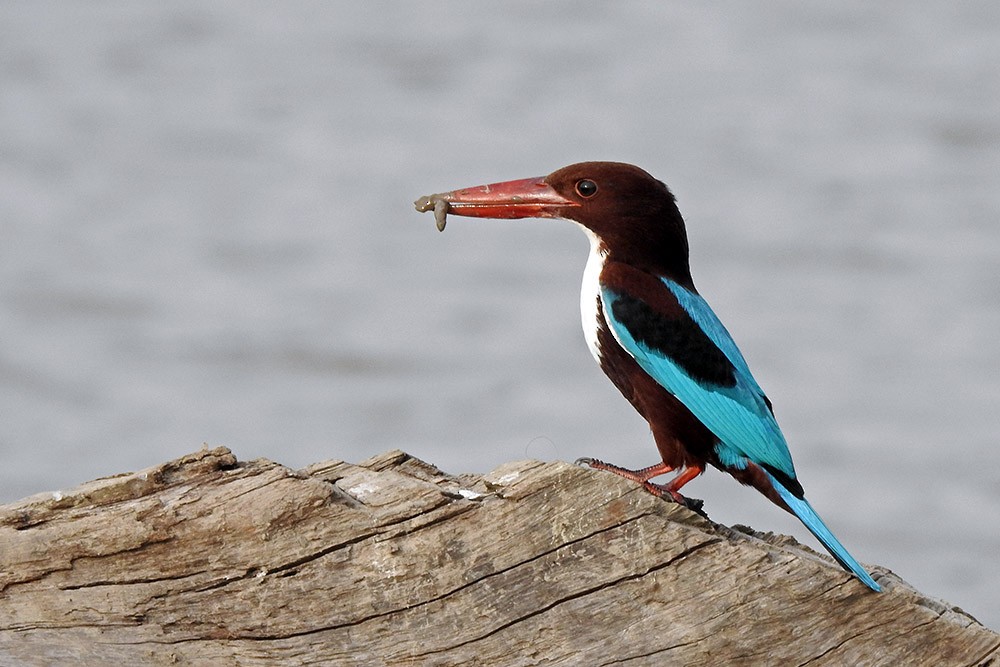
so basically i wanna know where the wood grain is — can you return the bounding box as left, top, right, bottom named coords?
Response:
left=0, top=447, right=996, bottom=666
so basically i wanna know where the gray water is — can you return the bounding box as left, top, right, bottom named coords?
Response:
left=2, top=1, right=998, bottom=629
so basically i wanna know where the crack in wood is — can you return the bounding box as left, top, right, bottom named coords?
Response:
left=595, top=635, right=709, bottom=666
left=796, top=614, right=910, bottom=666
left=964, top=639, right=1000, bottom=667
left=410, top=536, right=725, bottom=659
left=60, top=568, right=201, bottom=591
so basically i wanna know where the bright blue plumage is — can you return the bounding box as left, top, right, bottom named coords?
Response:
left=601, top=278, right=795, bottom=478
left=765, top=470, right=881, bottom=590
left=602, top=277, right=881, bottom=592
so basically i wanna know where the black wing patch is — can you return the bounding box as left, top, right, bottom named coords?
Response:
left=608, top=292, right=738, bottom=388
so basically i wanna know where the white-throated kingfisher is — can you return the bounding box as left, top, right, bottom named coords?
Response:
left=415, top=161, right=880, bottom=591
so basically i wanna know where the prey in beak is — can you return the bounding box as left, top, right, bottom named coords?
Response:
left=414, top=175, right=578, bottom=231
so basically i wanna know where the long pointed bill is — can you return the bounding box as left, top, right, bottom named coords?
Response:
left=414, top=176, right=578, bottom=231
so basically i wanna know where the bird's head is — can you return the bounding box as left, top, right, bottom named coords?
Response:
left=416, top=161, right=691, bottom=280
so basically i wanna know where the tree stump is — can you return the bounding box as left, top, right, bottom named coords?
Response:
left=0, top=447, right=996, bottom=666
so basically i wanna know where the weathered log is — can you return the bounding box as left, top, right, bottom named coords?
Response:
left=0, top=447, right=996, bottom=666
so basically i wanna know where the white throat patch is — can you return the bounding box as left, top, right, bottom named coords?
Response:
left=580, top=228, right=607, bottom=364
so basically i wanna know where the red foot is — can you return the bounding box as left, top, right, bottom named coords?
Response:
left=640, top=481, right=688, bottom=503
left=576, top=457, right=706, bottom=515
left=575, top=457, right=674, bottom=484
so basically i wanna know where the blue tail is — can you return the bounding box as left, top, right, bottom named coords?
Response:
left=765, top=471, right=880, bottom=592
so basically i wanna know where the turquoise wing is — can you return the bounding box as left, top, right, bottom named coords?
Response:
left=600, top=277, right=796, bottom=479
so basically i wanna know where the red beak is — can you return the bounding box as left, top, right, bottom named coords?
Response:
left=415, top=176, right=578, bottom=221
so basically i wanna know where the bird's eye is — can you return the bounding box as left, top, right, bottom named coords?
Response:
left=575, top=179, right=598, bottom=198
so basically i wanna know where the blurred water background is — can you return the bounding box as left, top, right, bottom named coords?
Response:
left=1, top=1, right=998, bottom=629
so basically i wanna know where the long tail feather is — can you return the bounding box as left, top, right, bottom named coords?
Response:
left=764, top=471, right=880, bottom=592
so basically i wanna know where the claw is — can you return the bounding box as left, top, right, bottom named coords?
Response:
left=640, top=481, right=708, bottom=518
left=578, top=457, right=709, bottom=518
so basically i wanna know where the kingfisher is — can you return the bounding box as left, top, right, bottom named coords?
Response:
left=415, top=161, right=880, bottom=591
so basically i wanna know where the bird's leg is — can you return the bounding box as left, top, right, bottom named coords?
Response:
left=639, top=465, right=703, bottom=506
left=576, top=458, right=708, bottom=517
left=658, top=465, right=703, bottom=501
left=575, top=458, right=675, bottom=484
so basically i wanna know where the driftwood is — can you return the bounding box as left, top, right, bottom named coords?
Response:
left=0, top=447, right=996, bottom=666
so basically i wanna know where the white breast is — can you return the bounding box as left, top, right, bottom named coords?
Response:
left=579, top=228, right=607, bottom=364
